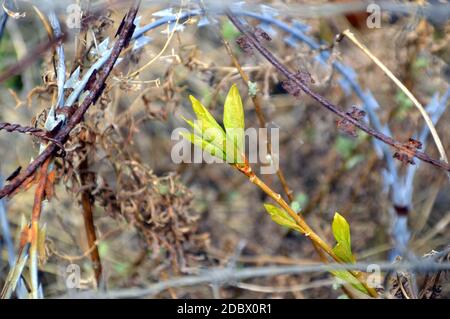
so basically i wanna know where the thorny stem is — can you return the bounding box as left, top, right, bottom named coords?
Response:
left=0, top=3, right=140, bottom=200
left=233, top=163, right=378, bottom=298
left=221, top=39, right=294, bottom=202
left=226, top=12, right=450, bottom=175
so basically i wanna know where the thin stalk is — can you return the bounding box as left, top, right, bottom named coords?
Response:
left=234, top=164, right=378, bottom=297
left=80, top=158, right=103, bottom=287
left=29, top=159, right=50, bottom=299
left=221, top=39, right=294, bottom=202
left=0, top=3, right=140, bottom=200
left=0, top=243, right=29, bottom=299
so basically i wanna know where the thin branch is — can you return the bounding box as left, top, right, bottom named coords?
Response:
left=226, top=12, right=450, bottom=175
left=80, top=158, right=103, bottom=287
left=234, top=163, right=377, bottom=297
left=221, top=38, right=294, bottom=202
left=0, top=3, right=140, bottom=200
left=341, top=29, right=449, bottom=172
left=234, top=278, right=335, bottom=294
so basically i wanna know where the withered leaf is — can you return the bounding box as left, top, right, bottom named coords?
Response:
left=282, top=71, right=315, bottom=98
left=294, top=70, right=315, bottom=84
left=393, top=138, right=422, bottom=165
left=282, top=78, right=302, bottom=97
left=255, top=28, right=271, bottom=42
left=337, top=106, right=366, bottom=137
left=44, top=170, right=56, bottom=201
left=236, top=35, right=253, bottom=54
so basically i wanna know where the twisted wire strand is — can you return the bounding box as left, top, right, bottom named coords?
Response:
left=0, top=122, right=65, bottom=155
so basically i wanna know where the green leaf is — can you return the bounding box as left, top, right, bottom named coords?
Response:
left=182, top=86, right=248, bottom=164
left=223, top=84, right=245, bottom=133
left=189, top=95, right=227, bottom=144
left=180, top=114, right=195, bottom=130
left=331, top=212, right=355, bottom=264
left=263, top=204, right=304, bottom=233
left=181, top=96, right=227, bottom=156
left=221, top=21, right=240, bottom=41
left=330, top=213, right=372, bottom=295
left=331, top=269, right=369, bottom=294
left=223, top=84, right=245, bottom=163
left=180, top=132, right=226, bottom=161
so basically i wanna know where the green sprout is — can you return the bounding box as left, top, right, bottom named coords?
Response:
left=180, top=84, right=246, bottom=165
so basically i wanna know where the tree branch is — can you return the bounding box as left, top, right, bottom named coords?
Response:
left=0, top=2, right=140, bottom=200
left=226, top=12, right=450, bottom=174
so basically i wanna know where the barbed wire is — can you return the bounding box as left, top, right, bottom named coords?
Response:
left=61, top=256, right=450, bottom=299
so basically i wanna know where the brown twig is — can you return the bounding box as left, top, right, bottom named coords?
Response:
left=233, top=162, right=378, bottom=297
left=80, top=157, right=103, bottom=287
left=341, top=29, right=449, bottom=167
left=0, top=3, right=140, bottom=200
left=226, top=12, right=450, bottom=174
